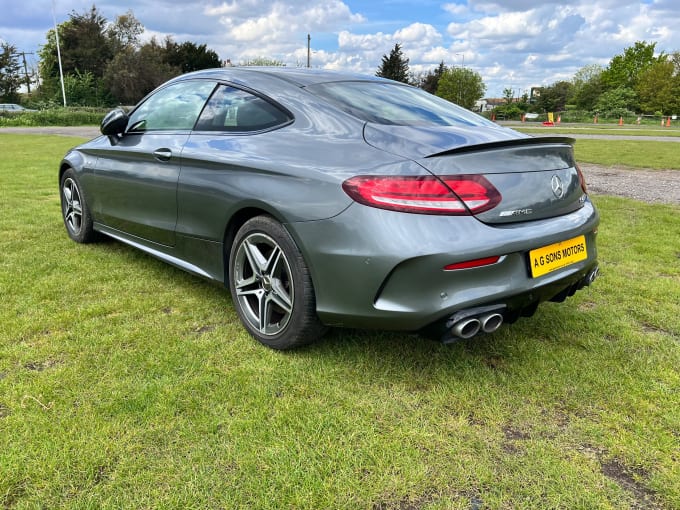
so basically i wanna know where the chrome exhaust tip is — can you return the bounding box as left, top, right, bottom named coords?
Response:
left=480, top=312, right=504, bottom=333
left=586, top=266, right=599, bottom=285
left=452, top=318, right=481, bottom=339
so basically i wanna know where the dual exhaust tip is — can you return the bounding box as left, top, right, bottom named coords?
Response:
left=451, top=312, right=504, bottom=339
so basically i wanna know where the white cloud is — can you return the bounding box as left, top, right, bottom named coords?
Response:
left=443, top=3, right=469, bottom=16
left=338, top=30, right=391, bottom=52
left=395, top=23, right=442, bottom=46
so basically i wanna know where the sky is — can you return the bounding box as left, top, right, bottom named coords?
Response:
left=2, top=0, right=680, bottom=97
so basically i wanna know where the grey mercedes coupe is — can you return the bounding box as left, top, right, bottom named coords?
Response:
left=59, top=67, right=599, bottom=349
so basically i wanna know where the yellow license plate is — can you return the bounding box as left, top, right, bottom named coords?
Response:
left=529, top=235, right=587, bottom=278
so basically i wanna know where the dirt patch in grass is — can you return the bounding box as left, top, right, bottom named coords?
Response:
left=502, top=426, right=531, bottom=453
left=503, top=426, right=531, bottom=441
left=372, top=489, right=487, bottom=510
left=581, top=164, right=680, bottom=205
left=600, top=458, right=660, bottom=509
left=23, top=359, right=62, bottom=371
left=194, top=325, right=216, bottom=335
left=580, top=444, right=662, bottom=509
left=372, top=489, right=438, bottom=510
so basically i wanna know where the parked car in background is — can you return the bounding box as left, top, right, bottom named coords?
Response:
left=0, top=103, right=37, bottom=112
left=58, top=68, right=599, bottom=350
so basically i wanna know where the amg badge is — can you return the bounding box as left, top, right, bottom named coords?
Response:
left=499, top=208, right=534, bottom=217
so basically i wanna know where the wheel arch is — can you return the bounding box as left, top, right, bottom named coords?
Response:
left=221, top=207, right=319, bottom=295
left=58, top=161, right=73, bottom=185
left=222, top=207, right=278, bottom=282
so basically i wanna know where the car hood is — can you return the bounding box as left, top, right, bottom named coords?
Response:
left=363, top=122, right=528, bottom=158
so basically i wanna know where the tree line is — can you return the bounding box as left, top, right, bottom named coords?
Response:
left=1, top=6, right=221, bottom=107
left=375, top=41, right=680, bottom=118
left=497, top=41, right=680, bottom=119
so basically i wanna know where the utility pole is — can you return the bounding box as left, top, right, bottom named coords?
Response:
left=307, top=34, right=311, bottom=68
left=18, top=52, right=34, bottom=93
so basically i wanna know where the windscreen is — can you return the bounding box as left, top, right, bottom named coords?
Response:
left=305, top=81, right=495, bottom=127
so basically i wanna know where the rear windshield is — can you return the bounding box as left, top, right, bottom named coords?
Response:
left=305, top=81, right=493, bottom=128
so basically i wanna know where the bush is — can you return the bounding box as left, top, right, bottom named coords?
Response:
left=492, top=103, right=526, bottom=120
left=0, top=107, right=107, bottom=126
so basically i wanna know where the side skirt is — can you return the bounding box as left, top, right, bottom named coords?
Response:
left=94, top=223, right=222, bottom=282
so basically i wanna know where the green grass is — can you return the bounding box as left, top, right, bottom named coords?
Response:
left=515, top=125, right=680, bottom=138
left=573, top=140, right=680, bottom=170
left=1, top=133, right=679, bottom=509
left=509, top=123, right=680, bottom=169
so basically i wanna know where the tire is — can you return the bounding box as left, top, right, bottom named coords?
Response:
left=60, top=168, right=97, bottom=243
left=228, top=215, right=326, bottom=350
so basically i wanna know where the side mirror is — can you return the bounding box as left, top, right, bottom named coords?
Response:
left=100, top=108, right=129, bottom=137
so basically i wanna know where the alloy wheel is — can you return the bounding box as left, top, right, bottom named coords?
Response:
left=62, top=177, right=83, bottom=235
left=232, top=232, right=294, bottom=336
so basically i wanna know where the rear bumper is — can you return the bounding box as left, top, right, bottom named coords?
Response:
left=287, top=199, right=599, bottom=331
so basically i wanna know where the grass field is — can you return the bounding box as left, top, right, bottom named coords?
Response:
left=573, top=140, right=680, bottom=170
left=1, top=134, right=679, bottom=509
left=515, top=125, right=680, bottom=138
left=508, top=125, right=680, bottom=170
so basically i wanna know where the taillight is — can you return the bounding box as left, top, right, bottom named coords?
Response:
left=342, top=175, right=501, bottom=215
left=576, top=164, right=588, bottom=193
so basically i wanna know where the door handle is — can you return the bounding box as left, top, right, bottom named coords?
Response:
left=152, top=148, right=172, bottom=162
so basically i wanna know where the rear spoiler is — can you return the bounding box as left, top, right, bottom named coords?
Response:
left=425, top=136, right=576, bottom=159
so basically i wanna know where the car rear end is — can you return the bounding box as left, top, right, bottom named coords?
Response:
left=358, top=137, right=599, bottom=341
left=290, top=78, right=599, bottom=341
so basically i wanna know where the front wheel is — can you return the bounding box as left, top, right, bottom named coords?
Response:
left=228, top=216, right=326, bottom=350
left=60, top=168, right=97, bottom=243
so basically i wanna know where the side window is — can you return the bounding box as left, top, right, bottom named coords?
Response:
left=128, top=81, right=215, bottom=132
left=195, top=85, right=291, bottom=132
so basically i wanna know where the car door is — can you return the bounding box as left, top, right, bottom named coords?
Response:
left=93, top=80, right=216, bottom=246
left=177, top=84, right=295, bottom=241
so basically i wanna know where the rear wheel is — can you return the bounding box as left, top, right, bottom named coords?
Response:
left=60, top=168, right=96, bottom=243
left=228, top=216, right=326, bottom=350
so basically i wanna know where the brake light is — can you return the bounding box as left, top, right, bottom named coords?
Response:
left=342, top=175, right=501, bottom=215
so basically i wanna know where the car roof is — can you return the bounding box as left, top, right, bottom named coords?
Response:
left=174, top=67, right=390, bottom=88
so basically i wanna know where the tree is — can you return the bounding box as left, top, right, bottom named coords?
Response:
left=37, top=6, right=223, bottom=106
left=436, top=67, right=486, bottom=110
left=594, top=87, right=638, bottom=117
left=59, top=6, right=113, bottom=78
left=601, top=41, right=662, bottom=91
left=571, top=65, right=604, bottom=111
left=571, top=64, right=604, bottom=111
left=415, top=61, right=446, bottom=94
left=104, top=38, right=179, bottom=105
left=62, top=69, right=111, bottom=106
left=108, top=10, right=144, bottom=52
left=0, top=43, right=22, bottom=102
left=502, top=88, right=514, bottom=105
left=534, top=81, right=573, bottom=112
left=636, top=60, right=679, bottom=115
left=672, top=51, right=680, bottom=74
left=163, top=39, right=221, bottom=73
left=37, top=6, right=113, bottom=104
left=376, top=43, right=410, bottom=83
